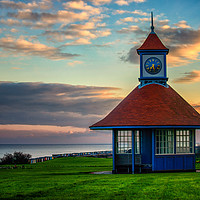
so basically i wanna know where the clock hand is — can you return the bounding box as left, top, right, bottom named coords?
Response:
left=150, top=64, right=155, bottom=71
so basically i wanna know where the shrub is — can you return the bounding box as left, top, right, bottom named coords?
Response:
left=0, top=153, right=14, bottom=165
left=0, top=152, right=32, bottom=165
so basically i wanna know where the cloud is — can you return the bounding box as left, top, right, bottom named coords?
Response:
left=120, top=45, right=140, bottom=64
left=0, top=18, right=21, bottom=26
left=43, top=20, right=111, bottom=44
left=173, top=70, right=200, bottom=83
left=0, top=125, right=112, bottom=144
left=116, top=17, right=137, bottom=24
left=69, top=22, right=96, bottom=30
left=0, top=36, right=79, bottom=60
left=132, top=10, right=148, bottom=16
left=63, top=1, right=101, bottom=15
left=93, top=40, right=120, bottom=47
left=8, top=10, right=90, bottom=24
left=139, top=17, right=149, bottom=22
left=11, top=67, right=21, bottom=70
left=174, top=20, right=191, bottom=29
left=0, top=124, right=87, bottom=136
left=158, top=19, right=170, bottom=26
left=10, top=28, right=18, bottom=33
left=88, top=0, right=112, bottom=6
left=2, top=9, right=96, bottom=30
left=156, top=28, right=200, bottom=66
left=117, top=25, right=145, bottom=34
left=44, top=29, right=96, bottom=42
left=113, top=9, right=147, bottom=16
left=115, top=0, right=146, bottom=5
left=0, top=81, right=122, bottom=127
left=68, top=60, right=84, bottom=66
left=0, top=18, right=54, bottom=29
left=65, top=38, right=92, bottom=46
left=0, top=1, right=111, bottom=49
left=0, top=0, right=52, bottom=10
left=131, top=0, right=146, bottom=2
left=120, top=24, right=200, bottom=67
left=115, top=0, right=129, bottom=6
left=116, top=16, right=149, bottom=24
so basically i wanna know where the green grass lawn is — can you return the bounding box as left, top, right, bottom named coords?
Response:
left=1, top=157, right=200, bottom=200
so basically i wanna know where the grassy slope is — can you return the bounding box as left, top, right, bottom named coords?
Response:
left=0, top=157, right=200, bottom=200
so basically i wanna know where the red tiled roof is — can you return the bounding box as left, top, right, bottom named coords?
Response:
left=138, top=33, right=168, bottom=50
left=90, top=84, right=200, bottom=128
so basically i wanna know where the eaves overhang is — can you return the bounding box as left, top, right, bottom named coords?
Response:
left=90, top=125, right=200, bottom=130
left=137, top=49, right=169, bottom=55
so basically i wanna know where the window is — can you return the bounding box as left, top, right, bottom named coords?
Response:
left=156, top=129, right=174, bottom=154
left=116, top=130, right=132, bottom=154
left=135, top=130, right=140, bottom=154
left=176, top=130, right=194, bottom=153
left=116, top=130, right=140, bottom=154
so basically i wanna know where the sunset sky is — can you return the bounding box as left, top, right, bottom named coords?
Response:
left=0, top=0, right=200, bottom=144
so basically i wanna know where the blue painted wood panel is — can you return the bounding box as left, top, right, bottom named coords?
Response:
left=141, top=129, right=152, bottom=166
left=132, top=130, right=135, bottom=174
left=155, top=154, right=195, bottom=171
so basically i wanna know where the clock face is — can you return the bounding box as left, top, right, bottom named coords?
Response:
left=144, top=57, right=162, bottom=75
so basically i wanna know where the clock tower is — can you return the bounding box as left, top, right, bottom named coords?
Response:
left=137, top=12, right=169, bottom=88
left=90, top=11, right=200, bottom=175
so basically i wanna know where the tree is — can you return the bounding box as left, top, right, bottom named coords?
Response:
left=0, top=152, right=32, bottom=165
left=0, top=153, right=14, bottom=164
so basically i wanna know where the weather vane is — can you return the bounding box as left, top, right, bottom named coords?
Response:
left=151, top=12, right=155, bottom=33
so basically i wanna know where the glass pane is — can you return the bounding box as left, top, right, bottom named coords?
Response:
left=116, top=130, right=132, bottom=154
left=176, top=129, right=194, bottom=153
left=134, top=130, right=140, bottom=154
left=155, top=129, right=174, bottom=154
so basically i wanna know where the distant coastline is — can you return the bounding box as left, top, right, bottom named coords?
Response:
left=0, top=144, right=112, bottom=159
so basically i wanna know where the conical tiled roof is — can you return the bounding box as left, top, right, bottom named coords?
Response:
left=137, top=33, right=168, bottom=51
left=90, top=84, right=200, bottom=128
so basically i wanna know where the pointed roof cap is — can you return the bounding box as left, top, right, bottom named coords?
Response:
left=137, top=12, right=168, bottom=52
left=137, top=33, right=168, bottom=51
left=90, top=84, right=200, bottom=129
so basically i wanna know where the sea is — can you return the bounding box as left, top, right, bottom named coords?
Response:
left=0, top=144, right=112, bottom=159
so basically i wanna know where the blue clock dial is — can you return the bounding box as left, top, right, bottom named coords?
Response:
left=144, top=57, right=162, bottom=75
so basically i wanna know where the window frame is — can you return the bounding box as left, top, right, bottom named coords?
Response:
left=155, top=129, right=195, bottom=155
left=176, top=129, right=194, bottom=154
left=155, top=129, right=174, bottom=155
left=135, top=130, right=140, bottom=154
left=116, top=130, right=132, bottom=154
left=116, top=130, right=141, bottom=154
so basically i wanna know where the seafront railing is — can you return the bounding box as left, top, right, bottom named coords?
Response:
left=29, top=150, right=112, bottom=164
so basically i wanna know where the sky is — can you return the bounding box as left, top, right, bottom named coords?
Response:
left=0, top=0, right=200, bottom=144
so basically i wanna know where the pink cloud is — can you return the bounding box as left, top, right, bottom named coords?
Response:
left=0, top=36, right=79, bottom=60
left=63, top=1, right=101, bottom=15
left=0, top=124, right=87, bottom=135
left=174, top=20, right=191, bottom=29
left=115, top=0, right=146, bottom=6
left=173, top=70, right=200, bottom=83
left=0, top=124, right=111, bottom=144
left=0, top=0, right=52, bottom=10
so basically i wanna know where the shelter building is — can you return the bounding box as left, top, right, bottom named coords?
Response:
left=89, top=13, right=200, bottom=173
